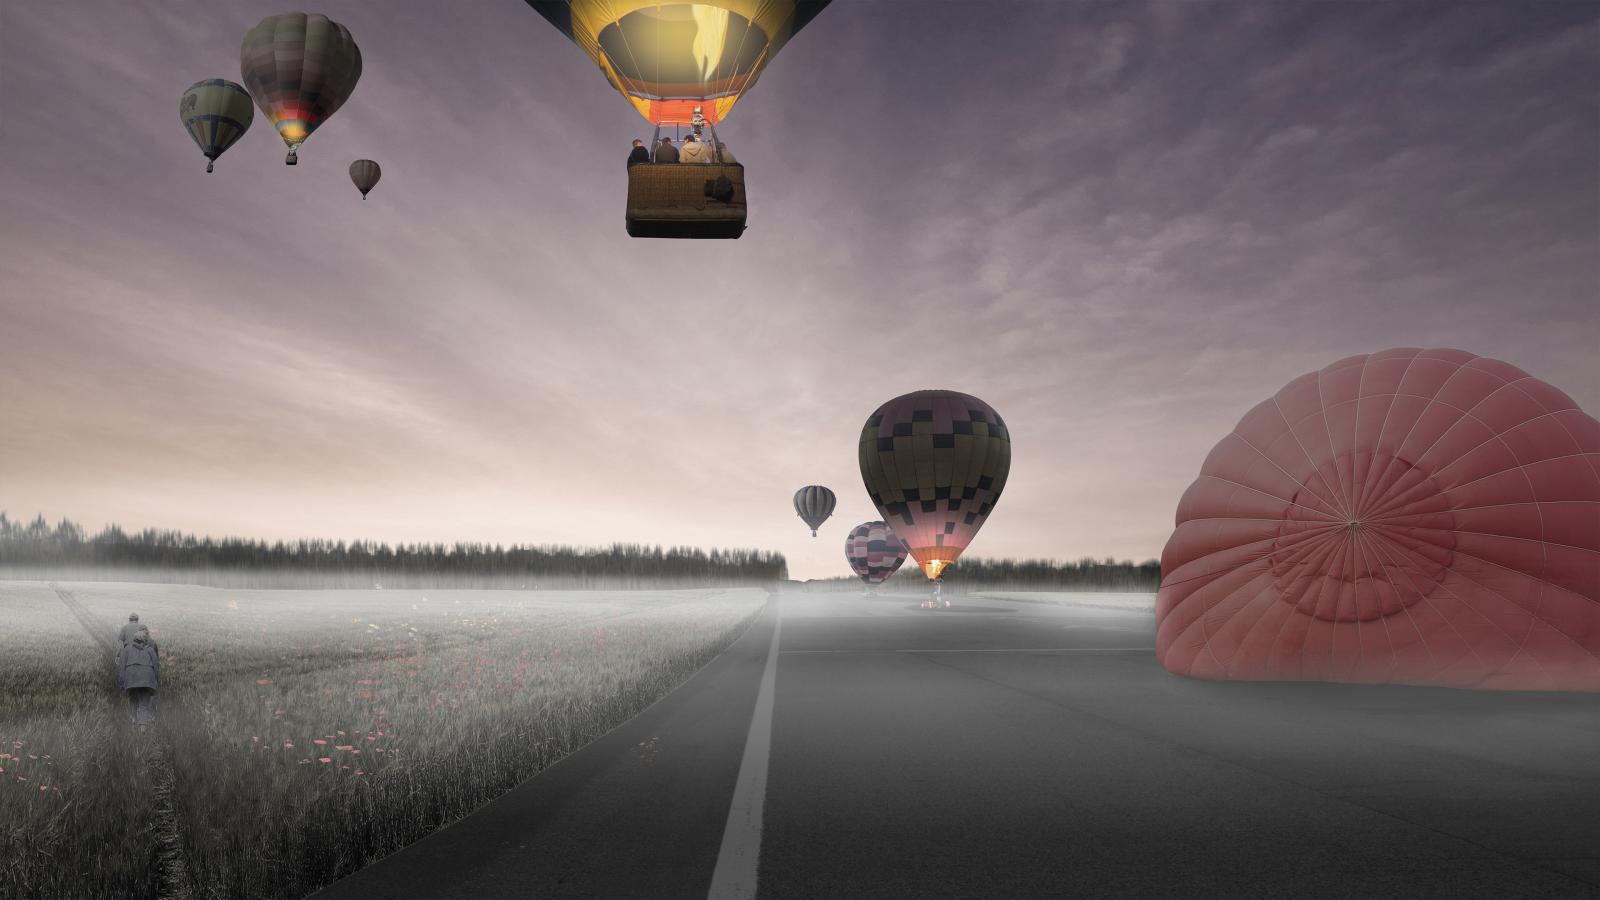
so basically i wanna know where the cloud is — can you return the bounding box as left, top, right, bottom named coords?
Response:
left=1, top=1, right=1594, bottom=578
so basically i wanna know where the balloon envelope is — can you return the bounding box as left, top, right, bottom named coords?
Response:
left=793, top=485, right=835, bottom=537
left=179, top=79, right=254, bottom=173
left=859, top=390, right=1012, bottom=581
left=349, top=159, right=381, bottom=197
left=240, top=13, right=362, bottom=163
left=525, top=1, right=831, bottom=124
left=846, top=521, right=907, bottom=585
left=1157, top=348, right=1600, bottom=692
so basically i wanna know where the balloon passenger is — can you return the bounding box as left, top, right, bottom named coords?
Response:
left=117, top=626, right=160, bottom=732
left=680, top=134, right=712, bottom=164
left=653, top=137, right=679, bottom=163
left=628, top=139, right=650, bottom=167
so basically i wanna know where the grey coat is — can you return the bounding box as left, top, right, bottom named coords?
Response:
left=118, top=622, right=143, bottom=646
left=117, top=640, right=160, bottom=691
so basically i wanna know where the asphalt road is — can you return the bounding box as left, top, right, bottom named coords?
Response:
left=314, top=591, right=1600, bottom=900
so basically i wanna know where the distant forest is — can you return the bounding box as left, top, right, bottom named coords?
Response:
left=803, top=555, right=1162, bottom=593
left=0, top=513, right=788, bottom=589
left=1, top=512, right=1160, bottom=592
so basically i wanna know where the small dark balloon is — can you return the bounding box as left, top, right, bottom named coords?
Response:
left=793, top=485, right=835, bottom=537
left=350, top=159, right=381, bottom=198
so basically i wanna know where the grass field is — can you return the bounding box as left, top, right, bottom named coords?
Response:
left=0, top=580, right=766, bottom=899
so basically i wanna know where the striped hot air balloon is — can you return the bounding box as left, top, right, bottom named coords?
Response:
left=845, top=521, right=908, bottom=586
left=793, top=485, right=836, bottom=537
left=859, top=391, right=1012, bottom=581
left=179, top=79, right=254, bottom=173
left=349, top=159, right=381, bottom=198
left=240, top=13, right=362, bottom=165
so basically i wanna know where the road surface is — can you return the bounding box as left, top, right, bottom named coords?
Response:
left=313, top=591, right=1600, bottom=899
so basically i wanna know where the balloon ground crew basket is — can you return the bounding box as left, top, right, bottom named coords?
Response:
left=625, top=163, right=747, bottom=239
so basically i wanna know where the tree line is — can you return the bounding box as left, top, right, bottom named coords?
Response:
left=0, top=512, right=789, bottom=589
left=801, top=555, right=1162, bottom=593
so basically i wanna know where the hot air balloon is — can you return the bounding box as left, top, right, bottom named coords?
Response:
left=846, top=521, right=908, bottom=586
left=349, top=159, right=381, bottom=198
left=180, top=80, right=254, bottom=173
left=793, top=485, right=836, bottom=537
left=1157, top=348, right=1600, bottom=692
left=524, top=1, right=830, bottom=238
left=240, top=13, right=362, bottom=166
left=859, top=391, right=1012, bottom=582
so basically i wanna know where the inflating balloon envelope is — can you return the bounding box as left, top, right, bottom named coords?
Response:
left=1157, top=348, right=1600, bottom=692
left=525, top=1, right=831, bottom=238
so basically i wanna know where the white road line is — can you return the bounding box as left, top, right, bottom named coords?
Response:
left=780, top=647, right=1154, bottom=654
left=707, top=602, right=783, bottom=900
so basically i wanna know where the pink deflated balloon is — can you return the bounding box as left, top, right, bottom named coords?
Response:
left=1157, top=348, right=1600, bottom=692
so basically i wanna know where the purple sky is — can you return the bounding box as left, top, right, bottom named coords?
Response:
left=2, top=2, right=1596, bottom=581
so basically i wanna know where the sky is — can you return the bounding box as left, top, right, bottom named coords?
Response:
left=1, top=1, right=1596, bottom=581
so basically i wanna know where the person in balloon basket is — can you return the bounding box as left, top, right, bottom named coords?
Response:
left=627, top=139, right=650, bottom=168
left=654, top=136, right=679, bottom=164
left=715, top=142, right=737, bottom=165
left=117, top=625, right=160, bottom=733
left=680, top=133, right=712, bottom=164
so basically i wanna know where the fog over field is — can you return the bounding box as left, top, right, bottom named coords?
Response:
left=0, top=580, right=765, bottom=899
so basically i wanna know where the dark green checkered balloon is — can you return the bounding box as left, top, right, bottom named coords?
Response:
left=859, top=390, right=1011, bottom=580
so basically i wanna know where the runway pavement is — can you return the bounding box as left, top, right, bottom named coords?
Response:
left=313, top=591, right=1600, bottom=899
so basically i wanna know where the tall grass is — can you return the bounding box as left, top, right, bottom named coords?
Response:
left=1, top=581, right=766, bottom=899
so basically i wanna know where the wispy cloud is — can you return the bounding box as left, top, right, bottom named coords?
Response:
left=1, top=1, right=1594, bottom=578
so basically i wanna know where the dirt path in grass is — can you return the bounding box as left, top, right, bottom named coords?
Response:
left=51, top=584, right=194, bottom=900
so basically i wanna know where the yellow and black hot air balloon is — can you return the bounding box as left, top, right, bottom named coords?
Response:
left=525, top=1, right=830, bottom=239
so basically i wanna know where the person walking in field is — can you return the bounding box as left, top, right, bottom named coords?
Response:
left=117, top=625, right=160, bottom=733
left=118, top=613, right=142, bottom=646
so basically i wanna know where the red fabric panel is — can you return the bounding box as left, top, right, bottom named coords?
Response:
left=645, top=99, right=723, bottom=124
left=1156, top=348, right=1600, bottom=692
